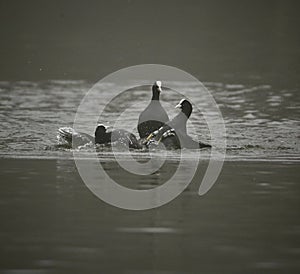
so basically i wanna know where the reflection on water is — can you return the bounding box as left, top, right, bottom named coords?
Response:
left=0, top=158, right=299, bottom=273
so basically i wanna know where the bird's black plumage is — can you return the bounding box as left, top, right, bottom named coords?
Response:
left=95, top=125, right=142, bottom=149
left=137, top=81, right=169, bottom=138
left=146, top=99, right=211, bottom=149
left=57, top=125, right=142, bottom=149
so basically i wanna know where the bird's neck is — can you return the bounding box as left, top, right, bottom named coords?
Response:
left=179, top=112, right=189, bottom=124
left=95, top=132, right=110, bottom=144
left=182, top=109, right=192, bottom=118
left=173, top=112, right=188, bottom=133
left=152, top=92, right=160, bottom=101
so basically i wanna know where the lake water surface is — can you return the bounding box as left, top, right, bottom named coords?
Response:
left=0, top=80, right=299, bottom=273
left=0, top=80, right=298, bottom=160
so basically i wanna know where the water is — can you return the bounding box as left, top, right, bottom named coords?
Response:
left=1, top=0, right=300, bottom=271
left=0, top=80, right=299, bottom=273
left=0, top=80, right=299, bottom=161
left=0, top=159, right=299, bottom=273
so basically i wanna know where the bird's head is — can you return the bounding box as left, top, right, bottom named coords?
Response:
left=175, top=99, right=193, bottom=118
left=152, top=80, right=162, bottom=100
left=95, top=124, right=110, bottom=136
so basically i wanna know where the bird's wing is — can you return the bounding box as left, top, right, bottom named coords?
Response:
left=57, top=127, right=93, bottom=147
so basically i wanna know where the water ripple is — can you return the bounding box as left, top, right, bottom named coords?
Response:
left=0, top=80, right=298, bottom=161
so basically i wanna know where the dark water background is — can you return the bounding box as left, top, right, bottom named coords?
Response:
left=0, top=1, right=300, bottom=273
left=0, top=1, right=300, bottom=85
left=1, top=159, right=299, bottom=274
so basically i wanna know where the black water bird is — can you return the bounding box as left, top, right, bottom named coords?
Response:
left=145, top=99, right=211, bottom=149
left=57, top=124, right=142, bottom=149
left=137, top=81, right=169, bottom=138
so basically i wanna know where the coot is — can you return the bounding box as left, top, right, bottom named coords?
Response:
left=137, top=81, right=169, bottom=138
left=145, top=99, right=211, bottom=149
left=58, top=124, right=142, bottom=149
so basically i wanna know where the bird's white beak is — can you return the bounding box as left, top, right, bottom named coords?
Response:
left=175, top=103, right=182, bottom=109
